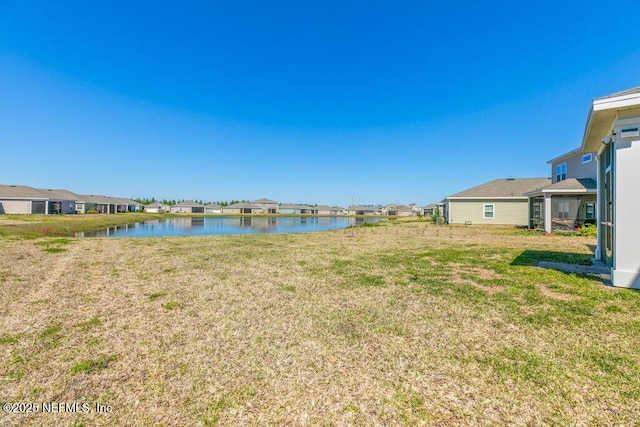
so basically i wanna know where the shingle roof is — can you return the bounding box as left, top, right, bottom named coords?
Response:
left=252, top=198, right=278, bottom=204
left=315, top=205, right=343, bottom=211
left=81, top=195, right=116, bottom=204
left=542, top=178, right=596, bottom=192
left=447, top=178, right=551, bottom=198
left=145, top=202, right=170, bottom=208
left=39, top=189, right=82, bottom=200
left=117, top=198, right=143, bottom=206
left=0, top=185, right=49, bottom=199
left=595, top=86, right=640, bottom=100
left=204, top=203, right=222, bottom=209
left=173, top=200, right=205, bottom=207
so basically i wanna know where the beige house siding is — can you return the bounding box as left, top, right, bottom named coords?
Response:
left=448, top=199, right=529, bottom=225
left=222, top=207, right=241, bottom=214
left=551, top=151, right=597, bottom=183
left=0, top=200, right=33, bottom=214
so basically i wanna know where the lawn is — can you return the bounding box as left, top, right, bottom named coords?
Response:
left=1, top=221, right=638, bottom=426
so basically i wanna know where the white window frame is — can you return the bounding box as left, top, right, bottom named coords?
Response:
left=582, top=153, right=593, bottom=163
left=555, top=162, right=567, bottom=182
left=483, top=204, right=495, bottom=219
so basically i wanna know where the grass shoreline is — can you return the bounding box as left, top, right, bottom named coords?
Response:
left=1, top=222, right=638, bottom=425
left=0, top=213, right=393, bottom=239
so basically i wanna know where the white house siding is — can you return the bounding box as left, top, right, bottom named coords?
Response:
left=611, top=115, right=640, bottom=288
left=0, top=200, right=32, bottom=214
left=447, top=199, right=529, bottom=225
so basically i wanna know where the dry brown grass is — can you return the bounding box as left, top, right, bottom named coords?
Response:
left=1, top=222, right=639, bottom=426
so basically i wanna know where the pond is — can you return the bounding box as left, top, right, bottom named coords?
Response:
left=73, top=216, right=386, bottom=238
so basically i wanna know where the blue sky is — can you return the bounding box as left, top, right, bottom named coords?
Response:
left=1, top=1, right=639, bottom=206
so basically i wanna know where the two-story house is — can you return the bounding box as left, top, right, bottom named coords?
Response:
left=525, top=148, right=597, bottom=232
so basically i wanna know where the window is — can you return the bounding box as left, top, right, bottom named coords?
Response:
left=582, top=153, right=593, bottom=163
left=555, top=162, right=567, bottom=182
left=586, top=203, right=595, bottom=220
left=558, top=201, right=570, bottom=220
left=483, top=204, right=495, bottom=219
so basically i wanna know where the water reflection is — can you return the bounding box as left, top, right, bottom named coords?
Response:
left=74, top=216, right=384, bottom=238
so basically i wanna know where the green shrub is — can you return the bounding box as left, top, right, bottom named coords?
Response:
left=578, top=224, right=598, bottom=237
left=86, top=208, right=98, bottom=214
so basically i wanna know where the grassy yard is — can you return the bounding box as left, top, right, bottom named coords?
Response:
left=1, top=221, right=638, bottom=426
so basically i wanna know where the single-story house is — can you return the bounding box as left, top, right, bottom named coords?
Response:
left=204, top=203, right=223, bottom=214
left=347, top=205, right=382, bottom=216
left=278, top=204, right=317, bottom=214
left=116, top=198, right=144, bottom=212
left=77, top=195, right=117, bottom=214
left=581, top=86, right=640, bottom=289
left=423, top=204, right=439, bottom=216
left=144, top=202, right=170, bottom=213
left=315, top=205, right=345, bottom=215
left=223, top=202, right=263, bottom=214
left=0, top=185, right=75, bottom=214
left=445, top=178, right=551, bottom=225
left=278, top=204, right=305, bottom=214
left=384, top=204, right=415, bottom=217
left=170, top=201, right=205, bottom=214
left=36, top=189, right=79, bottom=214
left=251, top=198, right=279, bottom=214
left=525, top=148, right=597, bottom=232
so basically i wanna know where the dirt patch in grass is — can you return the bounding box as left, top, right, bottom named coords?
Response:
left=1, top=223, right=638, bottom=426
left=536, top=283, right=578, bottom=301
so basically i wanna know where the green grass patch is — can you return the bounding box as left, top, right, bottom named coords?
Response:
left=163, top=300, right=182, bottom=310
left=201, top=389, right=256, bottom=426
left=0, top=334, right=19, bottom=345
left=40, top=323, right=62, bottom=339
left=76, top=316, right=101, bottom=330
left=149, top=291, right=167, bottom=300
left=70, top=355, right=117, bottom=375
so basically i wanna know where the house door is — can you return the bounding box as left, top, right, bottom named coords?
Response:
left=600, top=143, right=614, bottom=268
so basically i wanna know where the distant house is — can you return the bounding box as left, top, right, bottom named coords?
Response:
left=116, top=198, right=144, bottom=212
left=170, top=201, right=205, bottom=214
left=316, top=205, right=345, bottom=215
left=384, top=204, right=414, bottom=217
left=204, top=203, right=223, bottom=214
left=223, top=202, right=263, bottom=214
left=445, top=178, right=551, bottom=225
left=251, top=198, right=279, bottom=214
left=580, top=86, right=640, bottom=289
left=347, top=205, right=382, bottom=216
left=525, top=148, right=597, bottom=232
left=278, top=204, right=304, bottom=214
left=37, top=189, right=79, bottom=214
left=423, top=204, right=439, bottom=216
left=145, top=202, right=170, bottom=213
left=0, top=185, right=75, bottom=214
left=77, top=195, right=118, bottom=214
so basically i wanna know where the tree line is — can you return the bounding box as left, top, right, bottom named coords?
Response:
left=132, top=198, right=249, bottom=207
